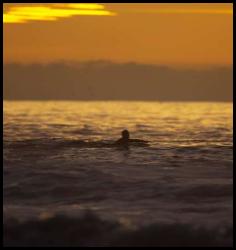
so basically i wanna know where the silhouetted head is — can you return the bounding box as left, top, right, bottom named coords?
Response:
left=121, top=129, right=129, bottom=140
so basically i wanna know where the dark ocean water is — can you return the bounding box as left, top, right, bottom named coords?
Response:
left=3, top=101, right=233, bottom=246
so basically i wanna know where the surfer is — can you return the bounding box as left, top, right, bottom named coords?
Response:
left=73, top=129, right=148, bottom=148
left=115, top=129, right=148, bottom=146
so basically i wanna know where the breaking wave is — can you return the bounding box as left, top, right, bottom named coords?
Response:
left=4, top=211, right=233, bottom=247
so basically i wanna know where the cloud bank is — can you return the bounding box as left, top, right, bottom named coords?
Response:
left=3, top=61, right=232, bottom=102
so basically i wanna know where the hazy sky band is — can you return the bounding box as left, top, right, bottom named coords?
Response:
left=3, top=4, right=232, bottom=24
left=3, top=3, right=232, bottom=66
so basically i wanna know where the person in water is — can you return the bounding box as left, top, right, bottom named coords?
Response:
left=115, top=129, right=148, bottom=146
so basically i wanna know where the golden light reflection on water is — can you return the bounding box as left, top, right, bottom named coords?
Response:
left=3, top=4, right=116, bottom=24
left=3, top=101, right=233, bottom=145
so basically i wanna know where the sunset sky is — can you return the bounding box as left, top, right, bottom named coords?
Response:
left=3, top=3, right=233, bottom=67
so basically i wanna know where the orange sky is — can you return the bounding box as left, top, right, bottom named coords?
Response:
left=3, top=3, right=233, bottom=67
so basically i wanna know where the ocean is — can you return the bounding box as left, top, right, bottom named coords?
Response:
left=3, top=101, right=233, bottom=246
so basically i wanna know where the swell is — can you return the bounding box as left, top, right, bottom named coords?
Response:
left=3, top=138, right=150, bottom=150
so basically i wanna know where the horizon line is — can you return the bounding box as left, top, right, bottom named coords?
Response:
left=3, top=60, right=233, bottom=69
left=3, top=99, right=233, bottom=103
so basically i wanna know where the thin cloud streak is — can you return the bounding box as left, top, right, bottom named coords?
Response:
left=3, top=4, right=116, bottom=24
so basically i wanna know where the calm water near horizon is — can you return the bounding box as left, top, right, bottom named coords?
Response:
left=3, top=101, right=233, bottom=246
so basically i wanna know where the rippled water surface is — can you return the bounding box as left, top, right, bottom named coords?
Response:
left=3, top=101, right=233, bottom=245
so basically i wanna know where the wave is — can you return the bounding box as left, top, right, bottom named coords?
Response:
left=4, top=211, right=232, bottom=247
left=3, top=138, right=150, bottom=149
